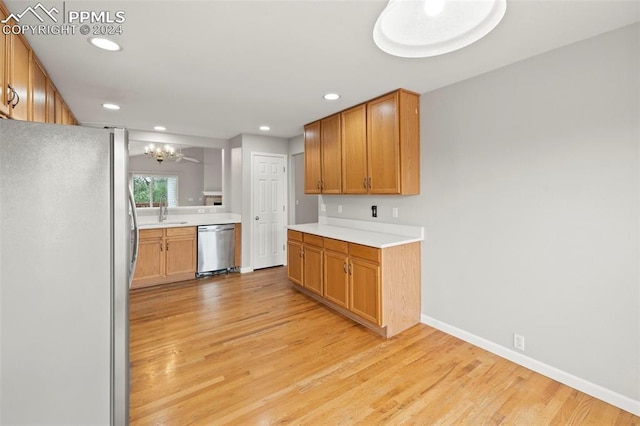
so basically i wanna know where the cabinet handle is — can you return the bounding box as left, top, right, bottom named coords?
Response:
left=160, top=243, right=163, bottom=252
left=367, top=177, right=372, bottom=189
left=317, top=180, right=321, bottom=190
left=11, top=90, right=19, bottom=108
left=6, top=85, right=15, bottom=105
left=348, top=263, right=352, bottom=275
left=320, top=180, right=324, bottom=190
left=166, top=242, right=169, bottom=251
left=363, top=177, right=367, bottom=189
left=343, top=262, right=347, bottom=273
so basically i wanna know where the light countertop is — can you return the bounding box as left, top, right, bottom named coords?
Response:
left=288, top=219, right=423, bottom=249
left=137, top=213, right=241, bottom=229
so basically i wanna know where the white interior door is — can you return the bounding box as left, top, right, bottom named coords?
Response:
left=252, top=154, right=286, bottom=269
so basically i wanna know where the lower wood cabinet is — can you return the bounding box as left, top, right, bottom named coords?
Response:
left=287, top=230, right=420, bottom=338
left=132, top=226, right=197, bottom=289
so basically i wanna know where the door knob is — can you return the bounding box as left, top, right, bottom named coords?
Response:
left=255, top=216, right=260, bottom=220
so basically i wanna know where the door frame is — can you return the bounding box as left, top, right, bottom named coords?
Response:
left=250, top=152, right=288, bottom=270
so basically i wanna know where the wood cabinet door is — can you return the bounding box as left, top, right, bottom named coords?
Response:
left=367, top=92, right=400, bottom=194
left=46, top=82, right=55, bottom=123
left=30, top=59, right=47, bottom=123
left=165, top=236, right=196, bottom=277
left=304, top=121, right=322, bottom=194
left=0, top=9, right=9, bottom=116
left=341, top=104, right=368, bottom=194
left=324, top=250, right=349, bottom=308
left=8, top=33, right=30, bottom=121
left=303, top=244, right=323, bottom=296
left=132, top=238, right=165, bottom=285
left=287, top=240, right=304, bottom=286
left=350, top=257, right=381, bottom=325
left=54, top=90, right=63, bottom=124
left=320, top=113, right=341, bottom=193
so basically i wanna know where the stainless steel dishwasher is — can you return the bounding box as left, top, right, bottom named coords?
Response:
left=197, top=224, right=235, bottom=276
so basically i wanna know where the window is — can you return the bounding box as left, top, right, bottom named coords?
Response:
left=132, top=174, right=178, bottom=208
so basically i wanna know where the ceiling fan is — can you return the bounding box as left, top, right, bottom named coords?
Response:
left=175, top=148, right=199, bottom=163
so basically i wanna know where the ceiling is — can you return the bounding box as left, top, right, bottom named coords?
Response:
left=5, top=0, right=640, bottom=140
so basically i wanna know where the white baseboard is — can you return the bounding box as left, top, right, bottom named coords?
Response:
left=421, top=314, right=640, bottom=416
left=239, top=267, right=253, bottom=274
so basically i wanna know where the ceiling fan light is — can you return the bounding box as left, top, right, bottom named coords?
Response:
left=373, top=0, right=507, bottom=58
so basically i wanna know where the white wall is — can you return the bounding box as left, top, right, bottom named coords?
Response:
left=321, top=23, right=640, bottom=408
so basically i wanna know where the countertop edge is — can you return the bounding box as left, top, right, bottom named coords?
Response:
left=288, top=223, right=424, bottom=249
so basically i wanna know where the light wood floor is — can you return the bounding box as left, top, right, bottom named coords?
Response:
left=129, top=266, right=638, bottom=425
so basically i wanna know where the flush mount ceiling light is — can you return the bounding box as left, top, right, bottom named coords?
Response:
left=153, top=126, right=167, bottom=131
left=88, top=37, right=122, bottom=52
left=101, top=103, right=120, bottom=110
left=323, top=93, right=340, bottom=101
left=373, top=0, right=507, bottom=58
left=259, top=125, right=271, bottom=131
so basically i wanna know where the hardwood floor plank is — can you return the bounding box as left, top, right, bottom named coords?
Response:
left=129, top=267, right=639, bottom=425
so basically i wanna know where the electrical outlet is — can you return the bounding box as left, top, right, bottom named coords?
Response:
left=371, top=205, right=377, bottom=218
left=392, top=207, right=398, bottom=218
left=198, top=209, right=205, bottom=214
left=514, top=334, right=525, bottom=351
left=338, top=205, right=342, bottom=214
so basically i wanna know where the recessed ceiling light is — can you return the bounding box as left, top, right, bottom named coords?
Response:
left=89, top=37, right=122, bottom=52
left=373, top=0, right=507, bottom=58
left=323, top=93, right=340, bottom=101
left=102, top=103, right=120, bottom=110
left=154, top=126, right=167, bottom=131
left=259, top=126, right=271, bottom=131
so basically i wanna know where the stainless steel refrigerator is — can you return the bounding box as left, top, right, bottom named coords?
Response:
left=0, top=120, right=138, bottom=425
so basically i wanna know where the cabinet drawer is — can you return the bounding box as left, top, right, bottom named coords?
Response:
left=303, top=233, right=323, bottom=248
left=166, top=226, right=196, bottom=237
left=348, top=243, right=380, bottom=263
left=324, top=237, right=348, bottom=253
left=139, top=229, right=163, bottom=239
left=288, top=230, right=303, bottom=242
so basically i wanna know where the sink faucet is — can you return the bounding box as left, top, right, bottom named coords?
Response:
left=159, top=196, right=168, bottom=222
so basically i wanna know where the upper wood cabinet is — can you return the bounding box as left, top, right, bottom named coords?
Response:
left=304, top=115, right=342, bottom=194
left=305, top=89, right=420, bottom=195
left=0, top=7, right=9, bottom=117
left=30, top=58, right=47, bottom=123
left=7, top=30, right=30, bottom=121
left=0, top=0, right=77, bottom=124
left=320, top=114, right=342, bottom=193
left=304, top=121, right=322, bottom=193
left=341, top=104, right=368, bottom=194
left=367, top=90, right=420, bottom=194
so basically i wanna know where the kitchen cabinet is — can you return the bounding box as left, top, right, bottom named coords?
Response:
left=304, top=121, right=322, bottom=193
left=303, top=114, right=342, bottom=194
left=323, top=238, right=349, bottom=308
left=302, top=233, right=323, bottom=296
left=30, top=57, right=47, bottom=123
left=366, top=90, right=420, bottom=194
left=286, top=230, right=323, bottom=295
left=287, top=231, right=304, bottom=286
left=341, top=104, right=368, bottom=194
left=6, top=28, right=30, bottom=121
left=305, top=89, right=420, bottom=195
left=132, top=226, right=197, bottom=289
left=0, top=6, right=9, bottom=117
left=0, top=2, right=77, bottom=124
left=234, top=223, right=242, bottom=268
left=287, top=230, right=421, bottom=338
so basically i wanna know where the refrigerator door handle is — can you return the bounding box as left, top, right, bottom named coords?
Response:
left=129, top=188, right=139, bottom=288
